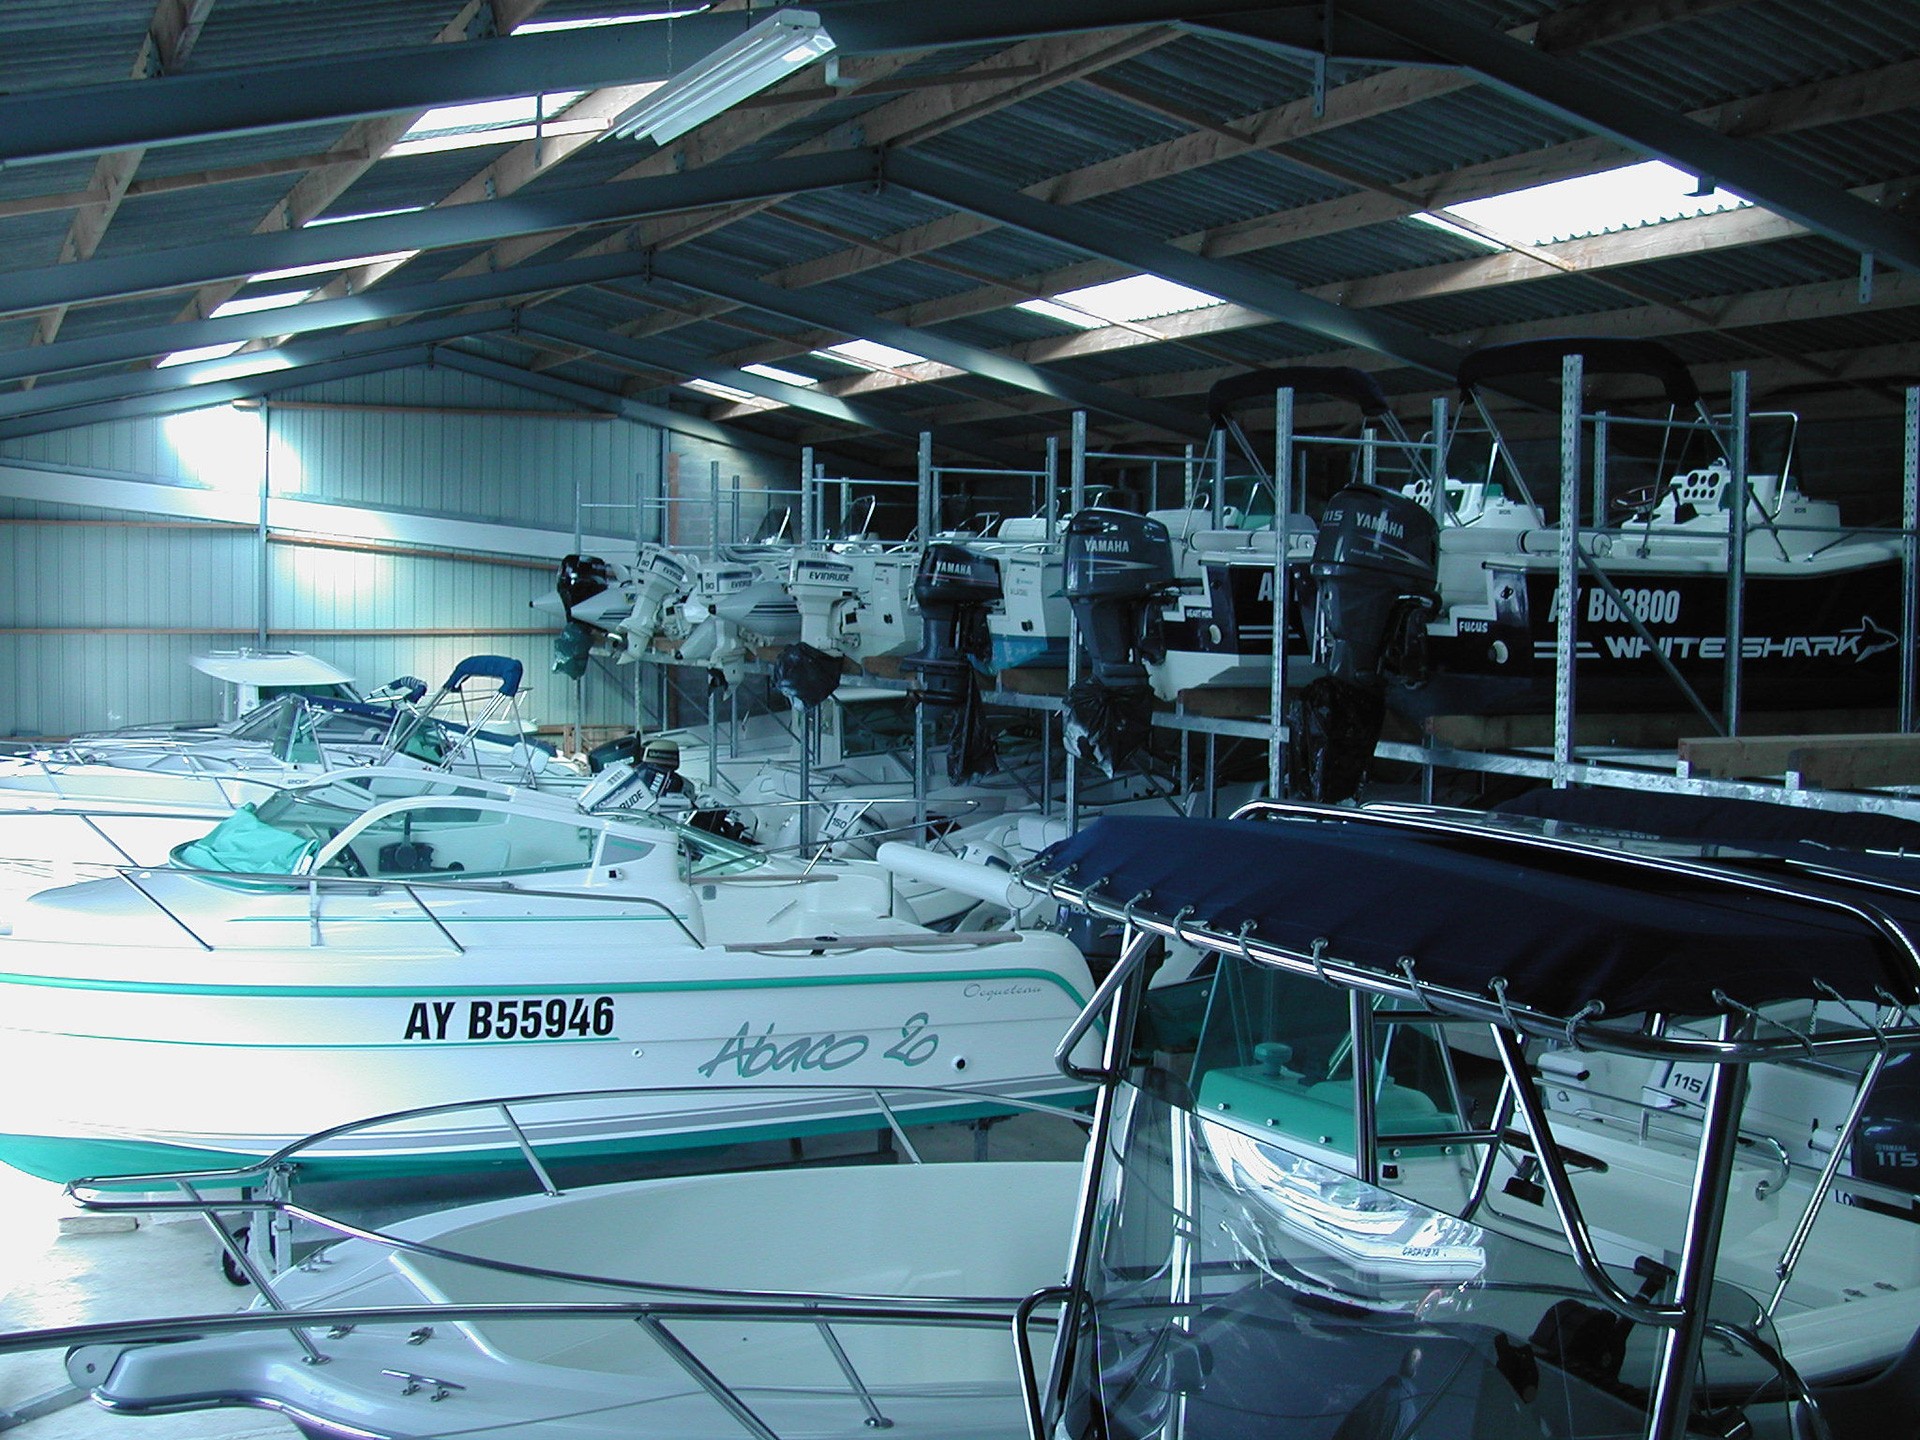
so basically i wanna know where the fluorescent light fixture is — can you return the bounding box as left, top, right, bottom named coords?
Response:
left=517, top=8, right=710, bottom=34
left=1014, top=297, right=1106, bottom=330
left=1044, top=274, right=1225, bottom=324
left=1436, top=160, right=1751, bottom=246
left=248, top=250, right=420, bottom=284
left=209, top=291, right=312, bottom=319
left=741, top=362, right=818, bottom=386
left=606, top=8, right=835, bottom=145
left=815, top=339, right=925, bottom=371
left=157, top=341, right=247, bottom=368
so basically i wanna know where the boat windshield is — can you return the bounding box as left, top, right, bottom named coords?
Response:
left=1063, top=1076, right=1793, bottom=1440
left=229, top=696, right=407, bottom=762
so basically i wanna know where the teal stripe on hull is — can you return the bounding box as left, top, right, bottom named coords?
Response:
left=0, top=1089, right=1098, bottom=1186
left=0, top=967, right=1089, bottom=1006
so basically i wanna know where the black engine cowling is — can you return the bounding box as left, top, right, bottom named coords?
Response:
left=1309, top=485, right=1440, bottom=687
left=902, top=543, right=1001, bottom=706
left=556, top=554, right=620, bottom=624
left=1063, top=508, right=1177, bottom=687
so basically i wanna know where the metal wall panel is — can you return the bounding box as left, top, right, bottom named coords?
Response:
left=0, top=364, right=781, bottom=739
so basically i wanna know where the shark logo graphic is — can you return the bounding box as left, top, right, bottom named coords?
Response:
left=1844, top=615, right=1900, bottom=663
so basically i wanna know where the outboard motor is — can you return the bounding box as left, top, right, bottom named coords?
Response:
left=902, top=543, right=1001, bottom=706
left=1310, top=484, right=1440, bottom=687
left=1063, top=509, right=1177, bottom=687
left=1062, top=508, right=1177, bottom=774
left=1852, top=1049, right=1920, bottom=1214
left=1292, top=485, right=1440, bottom=803
left=903, top=543, right=1003, bottom=785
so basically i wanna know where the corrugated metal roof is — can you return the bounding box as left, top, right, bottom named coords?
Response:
left=0, top=0, right=1912, bottom=464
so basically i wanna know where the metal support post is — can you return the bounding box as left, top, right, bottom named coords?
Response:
left=1648, top=1020, right=1751, bottom=1439
left=1591, top=411, right=1608, bottom=526
left=916, top=431, right=934, bottom=540
left=1210, top=428, right=1227, bottom=517
left=913, top=699, right=928, bottom=835
left=799, top=446, right=814, bottom=544
left=798, top=704, right=814, bottom=855
left=1903, top=387, right=1919, bottom=732
left=1268, top=387, right=1294, bottom=798
left=256, top=397, right=271, bottom=647
left=1723, top=371, right=1749, bottom=735
left=1066, top=413, right=1087, bottom=834
left=707, top=461, right=721, bottom=558
left=1350, top=990, right=1379, bottom=1185
left=1045, top=434, right=1060, bottom=539
left=1554, top=353, right=1583, bottom=787
left=706, top=686, right=719, bottom=791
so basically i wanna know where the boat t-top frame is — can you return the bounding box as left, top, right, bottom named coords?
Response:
left=1017, top=800, right=1920, bottom=1440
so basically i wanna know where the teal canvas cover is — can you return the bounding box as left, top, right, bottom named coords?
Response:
left=174, top=803, right=318, bottom=875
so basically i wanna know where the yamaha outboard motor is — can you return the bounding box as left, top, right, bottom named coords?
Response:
left=1310, top=484, right=1440, bottom=687
left=1292, top=485, right=1440, bottom=802
left=902, top=543, right=1003, bottom=784
left=1063, top=508, right=1177, bottom=774
left=556, top=554, right=619, bottom=625
left=902, top=543, right=1001, bottom=706
left=1852, top=1049, right=1920, bottom=1214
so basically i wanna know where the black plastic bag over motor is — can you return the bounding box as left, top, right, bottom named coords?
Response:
left=556, top=554, right=618, bottom=624
left=902, top=543, right=1001, bottom=706
left=772, top=642, right=844, bottom=708
left=1063, top=508, right=1177, bottom=687
left=1309, top=484, right=1440, bottom=687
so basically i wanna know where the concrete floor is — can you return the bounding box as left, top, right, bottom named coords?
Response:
left=0, top=1112, right=1087, bottom=1437
left=0, top=1164, right=298, bottom=1437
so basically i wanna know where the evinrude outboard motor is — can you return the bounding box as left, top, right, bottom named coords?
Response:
left=903, top=543, right=1003, bottom=785
left=1062, top=508, right=1177, bottom=774
left=902, top=543, right=1001, bottom=706
left=1292, top=485, right=1440, bottom=802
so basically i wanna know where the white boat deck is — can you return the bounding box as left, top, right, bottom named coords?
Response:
left=0, top=1114, right=1085, bottom=1436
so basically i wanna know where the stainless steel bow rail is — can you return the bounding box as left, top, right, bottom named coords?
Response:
left=11, top=1082, right=1091, bottom=1438
left=107, top=863, right=708, bottom=951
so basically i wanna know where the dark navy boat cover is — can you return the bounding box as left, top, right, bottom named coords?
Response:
left=1034, top=815, right=1920, bottom=1015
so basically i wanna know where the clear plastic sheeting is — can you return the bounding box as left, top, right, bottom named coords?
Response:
left=1062, top=1080, right=1794, bottom=1440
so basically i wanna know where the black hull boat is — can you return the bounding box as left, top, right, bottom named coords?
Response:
left=1415, top=559, right=1903, bottom=718
left=1310, top=337, right=1905, bottom=734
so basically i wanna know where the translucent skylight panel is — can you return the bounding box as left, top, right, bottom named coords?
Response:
left=685, top=377, right=767, bottom=404
left=1048, top=275, right=1225, bottom=323
left=816, top=339, right=927, bottom=369
left=741, top=362, right=817, bottom=386
left=1435, top=161, right=1752, bottom=246
left=1014, top=298, right=1106, bottom=329
left=402, top=93, right=586, bottom=139
left=1407, top=212, right=1505, bottom=251
left=249, top=251, right=419, bottom=284
left=157, top=341, right=246, bottom=368
left=209, top=291, right=311, bottom=319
